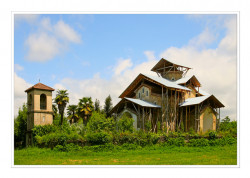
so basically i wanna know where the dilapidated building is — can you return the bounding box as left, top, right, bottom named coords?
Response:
left=110, top=58, right=224, bottom=133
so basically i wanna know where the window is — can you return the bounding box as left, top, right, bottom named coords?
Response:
left=146, top=90, right=148, bottom=96
left=40, top=94, right=46, bottom=110
left=171, top=77, right=175, bottom=81
left=138, top=93, right=141, bottom=99
left=142, top=87, right=144, bottom=93
left=154, top=101, right=157, bottom=105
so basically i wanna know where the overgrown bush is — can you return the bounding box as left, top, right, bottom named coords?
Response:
left=117, top=114, right=134, bottom=133
left=86, top=111, right=116, bottom=133
left=85, top=131, right=112, bottom=145
left=188, top=138, right=209, bottom=147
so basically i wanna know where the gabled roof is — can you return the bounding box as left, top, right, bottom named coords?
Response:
left=175, top=75, right=201, bottom=87
left=119, top=73, right=191, bottom=98
left=25, top=83, right=55, bottom=92
left=195, top=87, right=210, bottom=96
left=179, top=95, right=224, bottom=108
left=125, top=97, right=161, bottom=108
left=109, top=97, right=161, bottom=114
left=151, top=58, right=191, bottom=72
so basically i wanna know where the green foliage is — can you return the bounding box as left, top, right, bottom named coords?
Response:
left=94, top=99, right=101, bottom=112
left=104, top=95, right=113, bottom=117
left=188, top=138, right=210, bottom=147
left=54, top=89, right=69, bottom=125
left=14, top=103, right=27, bottom=148
left=218, top=116, right=237, bottom=137
left=53, top=143, right=81, bottom=152
left=85, top=131, right=112, bottom=145
left=67, top=104, right=79, bottom=124
left=165, top=137, right=185, bottom=147
left=86, top=111, right=115, bottom=133
left=77, top=97, right=94, bottom=126
left=117, top=113, right=134, bottom=133
left=32, top=125, right=57, bottom=137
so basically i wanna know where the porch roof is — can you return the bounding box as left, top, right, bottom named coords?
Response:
left=125, top=97, right=161, bottom=108
left=179, top=95, right=224, bottom=108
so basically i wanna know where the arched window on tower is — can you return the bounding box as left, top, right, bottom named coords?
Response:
left=40, top=94, right=46, bottom=110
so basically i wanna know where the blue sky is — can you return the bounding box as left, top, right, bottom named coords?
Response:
left=14, top=14, right=226, bottom=84
left=14, top=14, right=236, bottom=120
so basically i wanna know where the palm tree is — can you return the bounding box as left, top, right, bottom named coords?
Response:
left=54, top=90, right=69, bottom=125
left=77, top=97, right=94, bottom=126
left=67, top=104, right=79, bottom=124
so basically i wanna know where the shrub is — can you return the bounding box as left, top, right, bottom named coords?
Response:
left=86, top=111, right=116, bottom=133
left=121, top=143, right=141, bottom=150
left=53, top=143, right=81, bottom=152
left=165, top=137, right=185, bottom=147
left=86, top=131, right=112, bottom=145
left=208, top=131, right=217, bottom=140
left=117, top=114, right=134, bottom=133
left=32, top=125, right=57, bottom=137
left=188, top=138, right=209, bottom=147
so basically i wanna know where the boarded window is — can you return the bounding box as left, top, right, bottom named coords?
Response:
left=40, top=94, right=46, bottom=110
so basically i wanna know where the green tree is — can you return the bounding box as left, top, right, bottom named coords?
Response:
left=54, top=90, right=69, bottom=125
left=77, top=97, right=94, bottom=126
left=94, top=99, right=101, bottom=112
left=104, top=95, right=113, bottom=117
left=67, top=104, right=79, bottom=124
left=14, top=103, right=28, bottom=148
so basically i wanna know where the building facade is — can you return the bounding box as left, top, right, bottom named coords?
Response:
left=110, top=58, right=224, bottom=133
left=25, top=82, right=54, bottom=145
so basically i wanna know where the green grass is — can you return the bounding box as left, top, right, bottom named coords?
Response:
left=14, top=144, right=237, bottom=165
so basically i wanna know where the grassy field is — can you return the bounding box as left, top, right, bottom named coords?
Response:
left=14, top=144, right=237, bottom=165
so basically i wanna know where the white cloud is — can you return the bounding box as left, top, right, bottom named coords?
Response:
left=54, top=20, right=81, bottom=43
left=114, top=58, right=133, bottom=75
left=25, top=32, right=61, bottom=62
left=14, top=14, right=39, bottom=24
left=144, top=51, right=156, bottom=61
left=14, top=73, right=32, bottom=116
left=24, top=17, right=81, bottom=62
left=14, top=64, right=24, bottom=72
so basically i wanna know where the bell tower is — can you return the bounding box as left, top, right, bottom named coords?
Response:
left=151, top=58, right=191, bottom=81
left=25, top=82, right=54, bottom=146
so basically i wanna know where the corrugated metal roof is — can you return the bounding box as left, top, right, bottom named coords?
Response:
left=175, top=76, right=193, bottom=84
left=179, top=95, right=211, bottom=107
left=195, top=87, right=210, bottom=96
left=142, top=73, right=191, bottom=91
left=125, top=97, right=161, bottom=108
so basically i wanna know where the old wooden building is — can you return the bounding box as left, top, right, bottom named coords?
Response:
left=110, top=58, right=224, bottom=133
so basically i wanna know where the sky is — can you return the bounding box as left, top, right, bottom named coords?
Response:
left=14, top=14, right=237, bottom=120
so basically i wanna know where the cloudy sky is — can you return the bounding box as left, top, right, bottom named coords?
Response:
left=14, top=14, right=237, bottom=120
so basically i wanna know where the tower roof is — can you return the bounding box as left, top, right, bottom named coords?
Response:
left=25, top=82, right=55, bottom=92
left=151, top=58, right=191, bottom=72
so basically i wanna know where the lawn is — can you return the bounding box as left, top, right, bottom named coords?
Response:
left=14, top=144, right=237, bottom=165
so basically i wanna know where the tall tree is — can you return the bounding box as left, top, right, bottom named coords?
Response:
left=94, top=99, right=101, bottom=112
left=77, top=97, right=94, bottom=126
left=54, top=90, right=69, bottom=125
left=67, top=104, right=79, bottom=124
left=104, top=95, right=113, bottom=117
left=14, top=103, right=27, bottom=148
